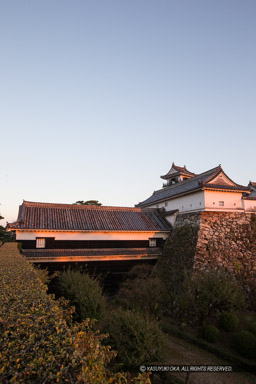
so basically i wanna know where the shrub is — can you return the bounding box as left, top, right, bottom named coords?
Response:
left=248, top=322, right=256, bottom=337
left=219, top=312, right=239, bottom=332
left=58, top=269, right=105, bottom=321
left=244, top=277, right=256, bottom=312
left=1, top=243, right=148, bottom=383
left=34, top=265, right=50, bottom=285
left=155, top=225, right=198, bottom=295
left=203, top=325, right=220, bottom=343
left=116, top=264, right=166, bottom=317
left=105, top=308, right=164, bottom=370
left=232, top=330, right=256, bottom=358
left=176, top=268, right=245, bottom=328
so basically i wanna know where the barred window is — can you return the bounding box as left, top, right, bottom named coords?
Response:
left=149, top=238, right=157, bottom=247
left=36, top=238, right=45, bottom=248
left=219, top=201, right=224, bottom=207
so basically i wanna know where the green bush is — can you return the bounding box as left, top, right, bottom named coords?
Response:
left=176, top=268, right=245, bottom=328
left=203, top=324, right=220, bottom=343
left=219, top=312, right=239, bottom=332
left=34, top=265, right=50, bottom=285
left=0, top=243, right=140, bottom=383
left=248, top=322, right=256, bottom=337
left=116, top=264, right=166, bottom=317
left=232, top=330, right=256, bottom=358
left=58, top=269, right=106, bottom=321
left=155, top=225, right=198, bottom=294
left=105, top=308, right=164, bottom=370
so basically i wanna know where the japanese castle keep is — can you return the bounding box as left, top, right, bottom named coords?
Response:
left=137, top=163, right=256, bottom=272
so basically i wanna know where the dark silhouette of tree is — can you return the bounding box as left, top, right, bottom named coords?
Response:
left=0, top=204, right=3, bottom=221
left=74, top=200, right=102, bottom=206
left=0, top=207, right=15, bottom=243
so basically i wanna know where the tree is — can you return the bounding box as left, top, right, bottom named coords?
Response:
left=0, top=204, right=4, bottom=220
left=74, top=200, right=102, bottom=206
left=0, top=208, right=15, bottom=243
left=176, top=268, right=245, bottom=329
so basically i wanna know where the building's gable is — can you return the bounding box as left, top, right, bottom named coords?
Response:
left=206, top=171, right=237, bottom=187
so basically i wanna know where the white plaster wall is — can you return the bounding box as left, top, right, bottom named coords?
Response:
left=204, top=191, right=243, bottom=211
left=165, top=215, right=177, bottom=226
left=16, top=231, right=169, bottom=241
left=148, top=191, right=205, bottom=213
left=243, top=199, right=256, bottom=212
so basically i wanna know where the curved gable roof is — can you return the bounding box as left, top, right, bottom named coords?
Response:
left=161, top=162, right=195, bottom=180
left=137, top=165, right=249, bottom=207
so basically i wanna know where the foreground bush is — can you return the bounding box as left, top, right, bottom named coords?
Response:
left=0, top=244, right=150, bottom=383
left=176, top=268, right=245, bottom=328
left=248, top=322, right=256, bottom=337
left=155, top=226, right=198, bottom=295
left=219, top=312, right=239, bottom=332
left=232, top=330, right=256, bottom=358
left=203, top=325, right=220, bottom=343
left=104, top=308, right=164, bottom=370
left=58, top=268, right=105, bottom=321
left=116, top=264, right=166, bottom=317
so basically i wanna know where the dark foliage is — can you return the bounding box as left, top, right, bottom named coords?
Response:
left=155, top=225, right=198, bottom=295
left=175, top=268, right=245, bottom=328
left=116, top=264, right=167, bottom=317
left=58, top=269, right=106, bottom=322
left=219, top=312, right=239, bottom=332
left=74, top=200, right=102, bottom=205
left=232, top=330, right=256, bottom=358
left=0, top=226, right=15, bottom=244
left=248, top=322, right=256, bottom=337
left=203, top=324, right=220, bottom=343
left=103, top=307, right=164, bottom=370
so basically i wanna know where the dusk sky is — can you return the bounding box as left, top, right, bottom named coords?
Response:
left=1, top=0, right=255, bottom=225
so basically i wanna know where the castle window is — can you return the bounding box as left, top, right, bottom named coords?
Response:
left=36, top=238, right=45, bottom=248
left=165, top=202, right=168, bottom=207
left=149, top=238, right=156, bottom=247
left=219, top=201, right=224, bottom=207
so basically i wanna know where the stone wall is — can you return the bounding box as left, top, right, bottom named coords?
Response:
left=175, top=211, right=256, bottom=275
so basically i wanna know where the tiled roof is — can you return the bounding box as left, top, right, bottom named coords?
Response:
left=161, top=163, right=195, bottom=179
left=243, top=196, right=256, bottom=200
left=137, top=166, right=220, bottom=206
left=203, top=184, right=249, bottom=191
left=137, top=166, right=249, bottom=207
left=8, top=201, right=170, bottom=232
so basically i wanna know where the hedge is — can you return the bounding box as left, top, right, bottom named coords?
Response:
left=0, top=243, right=151, bottom=383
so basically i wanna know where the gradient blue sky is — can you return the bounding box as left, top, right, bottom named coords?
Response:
left=1, top=0, right=255, bottom=225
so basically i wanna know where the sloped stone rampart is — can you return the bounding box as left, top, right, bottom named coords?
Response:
left=175, top=211, right=256, bottom=274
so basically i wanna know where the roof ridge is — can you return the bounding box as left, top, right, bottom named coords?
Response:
left=202, top=167, right=248, bottom=189
left=154, top=165, right=220, bottom=195
left=161, top=163, right=195, bottom=179
left=22, top=201, right=143, bottom=211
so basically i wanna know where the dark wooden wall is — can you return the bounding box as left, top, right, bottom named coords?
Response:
left=21, top=238, right=165, bottom=249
